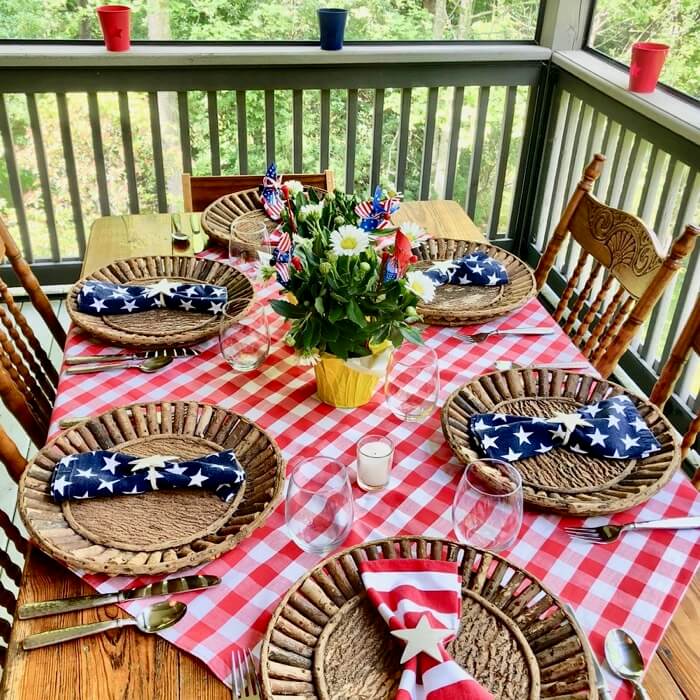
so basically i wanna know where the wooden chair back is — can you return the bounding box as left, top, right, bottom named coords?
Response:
left=534, top=154, right=699, bottom=378
left=650, top=294, right=700, bottom=478
left=0, top=216, right=65, bottom=454
left=182, top=170, right=336, bottom=212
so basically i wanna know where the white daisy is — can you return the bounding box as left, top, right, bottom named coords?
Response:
left=297, top=349, right=321, bottom=366
left=405, top=271, right=437, bottom=303
left=285, top=180, right=304, bottom=195
left=330, top=225, right=370, bottom=256
left=299, top=203, right=323, bottom=221
left=399, top=221, right=430, bottom=245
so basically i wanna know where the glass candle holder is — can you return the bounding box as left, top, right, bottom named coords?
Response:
left=356, top=435, right=394, bottom=491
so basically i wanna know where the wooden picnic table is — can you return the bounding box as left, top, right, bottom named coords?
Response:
left=2, top=200, right=697, bottom=700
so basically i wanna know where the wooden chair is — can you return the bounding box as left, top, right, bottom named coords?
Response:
left=182, top=170, right=336, bottom=212
left=0, top=216, right=66, bottom=464
left=535, top=154, right=699, bottom=378
left=650, top=293, right=700, bottom=482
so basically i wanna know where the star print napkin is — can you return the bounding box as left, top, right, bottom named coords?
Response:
left=359, top=559, right=493, bottom=700
left=50, top=450, right=245, bottom=503
left=425, top=251, right=508, bottom=287
left=76, top=279, right=228, bottom=316
left=470, top=395, right=661, bottom=462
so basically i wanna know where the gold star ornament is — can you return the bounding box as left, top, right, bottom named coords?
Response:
left=390, top=615, right=452, bottom=663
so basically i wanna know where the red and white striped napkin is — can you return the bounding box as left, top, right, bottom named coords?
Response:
left=359, top=559, right=493, bottom=700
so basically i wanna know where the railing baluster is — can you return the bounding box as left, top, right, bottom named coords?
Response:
left=444, top=86, right=464, bottom=200
left=207, top=91, right=221, bottom=176
left=26, top=94, right=59, bottom=261
left=486, top=86, right=517, bottom=240
left=583, top=110, right=600, bottom=160
left=56, top=93, right=86, bottom=256
left=236, top=91, right=248, bottom=175
left=678, top=354, right=699, bottom=404
left=370, top=89, right=385, bottom=192
left=345, top=89, right=358, bottom=193
left=265, top=90, right=276, bottom=166
left=292, top=89, right=303, bottom=173
left=595, top=120, right=619, bottom=200
left=465, top=86, right=490, bottom=218
left=148, top=92, right=167, bottom=212
left=654, top=157, right=683, bottom=246
left=619, top=133, right=643, bottom=210
left=419, top=87, right=439, bottom=201
left=638, top=145, right=661, bottom=223
left=0, top=95, right=32, bottom=261
left=177, top=91, right=192, bottom=174
left=607, top=128, right=633, bottom=208
left=117, top=92, right=139, bottom=214
left=87, top=93, right=110, bottom=216
left=641, top=170, right=698, bottom=363
left=396, top=88, right=412, bottom=194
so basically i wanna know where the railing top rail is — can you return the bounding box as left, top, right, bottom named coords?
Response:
left=0, top=43, right=551, bottom=69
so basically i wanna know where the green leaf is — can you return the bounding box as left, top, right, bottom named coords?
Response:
left=399, top=325, right=424, bottom=345
left=314, top=296, right=325, bottom=315
left=346, top=299, right=367, bottom=327
left=270, top=299, right=307, bottom=319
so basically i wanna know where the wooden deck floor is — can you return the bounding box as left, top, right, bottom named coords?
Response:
left=0, top=296, right=697, bottom=697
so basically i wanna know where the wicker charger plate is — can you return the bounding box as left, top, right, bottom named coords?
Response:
left=412, top=239, right=536, bottom=326
left=18, top=401, right=286, bottom=576
left=67, top=255, right=254, bottom=350
left=260, top=537, right=596, bottom=700
left=441, top=368, right=680, bottom=516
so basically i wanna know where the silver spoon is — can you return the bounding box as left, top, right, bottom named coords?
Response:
left=605, top=628, right=650, bottom=700
left=22, top=600, right=186, bottom=649
left=66, top=354, right=173, bottom=375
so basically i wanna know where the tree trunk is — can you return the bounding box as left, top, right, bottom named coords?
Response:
left=432, top=0, right=448, bottom=39
left=457, top=0, right=473, bottom=40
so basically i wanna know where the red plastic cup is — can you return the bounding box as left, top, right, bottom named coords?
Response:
left=96, top=5, right=131, bottom=52
left=628, top=42, right=669, bottom=93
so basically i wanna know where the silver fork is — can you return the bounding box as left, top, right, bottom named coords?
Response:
left=461, top=326, right=554, bottom=344
left=231, top=648, right=260, bottom=700
left=564, top=516, right=700, bottom=544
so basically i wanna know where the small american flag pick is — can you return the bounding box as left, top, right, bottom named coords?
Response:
left=270, top=229, right=294, bottom=286
left=425, top=251, right=508, bottom=287
left=51, top=450, right=246, bottom=503
left=76, top=280, right=228, bottom=316
left=470, top=395, right=661, bottom=463
left=360, top=559, right=493, bottom=700
left=260, top=162, right=285, bottom=220
left=356, top=186, right=401, bottom=231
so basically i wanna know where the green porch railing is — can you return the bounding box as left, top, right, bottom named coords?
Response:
left=527, top=65, right=700, bottom=447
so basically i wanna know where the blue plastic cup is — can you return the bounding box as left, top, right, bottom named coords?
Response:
left=318, top=8, right=348, bottom=51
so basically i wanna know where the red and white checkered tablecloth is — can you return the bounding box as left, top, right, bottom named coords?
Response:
left=48, top=259, right=700, bottom=700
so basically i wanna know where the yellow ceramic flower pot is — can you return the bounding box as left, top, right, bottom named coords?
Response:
left=314, top=354, right=380, bottom=408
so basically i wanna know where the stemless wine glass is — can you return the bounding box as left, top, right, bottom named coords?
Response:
left=219, top=299, right=270, bottom=372
left=452, top=459, right=523, bottom=553
left=229, top=219, right=269, bottom=279
left=385, top=343, right=439, bottom=421
left=285, top=457, right=354, bottom=554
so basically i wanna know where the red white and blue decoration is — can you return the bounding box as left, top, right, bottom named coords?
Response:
left=383, top=230, right=417, bottom=282
left=50, top=450, right=246, bottom=503
left=356, top=186, right=401, bottom=231
left=76, top=280, right=228, bottom=316
left=359, top=559, right=493, bottom=700
left=425, top=251, right=508, bottom=287
left=260, top=162, right=285, bottom=220
left=470, top=395, right=661, bottom=462
left=270, top=229, right=294, bottom=286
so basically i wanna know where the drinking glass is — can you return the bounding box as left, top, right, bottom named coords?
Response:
left=219, top=299, right=270, bottom=372
left=385, top=343, right=439, bottom=421
left=452, top=459, right=523, bottom=553
left=285, top=457, right=354, bottom=554
left=229, top=219, right=270, bottom=279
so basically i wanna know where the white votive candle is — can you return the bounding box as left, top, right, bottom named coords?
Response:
left=357, top=435, right=395, bottom=491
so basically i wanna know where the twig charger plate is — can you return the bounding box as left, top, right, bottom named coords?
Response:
left=412, top=239, right=536, bottom=326
left=18, top=401, right=286, bottom=576
left=260, top=537, right=596, bottom=700
left=441, top=368, right=680, bottom=516
left=67, top=255, right=254, bottom=350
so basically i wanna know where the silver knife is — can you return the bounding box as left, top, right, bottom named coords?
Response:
left=563, top=604, right=612, bottom=700
left=66, top=347, right=199, bottom=366
left=18, top=574, right=220, bottom=620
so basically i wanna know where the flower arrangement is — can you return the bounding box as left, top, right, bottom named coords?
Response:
left=261, top=180, right=435, bottom=407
